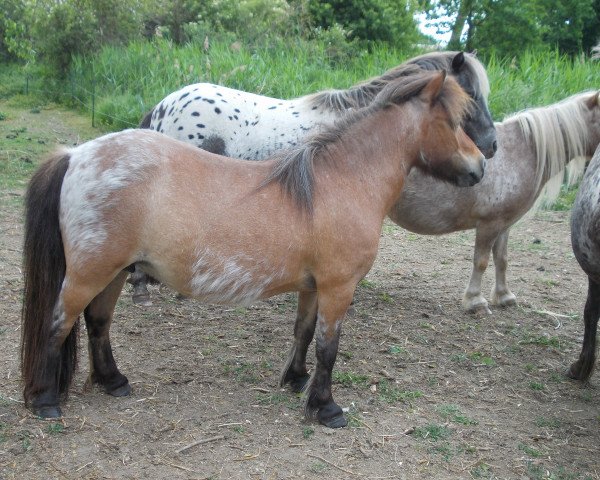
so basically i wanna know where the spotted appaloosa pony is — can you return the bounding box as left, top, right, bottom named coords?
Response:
left=569, top=141, right=600, bottom=382
left=389, top=91, right=600, bottom=314
left=22, top=71, right=484, bottom=427
left=130, top=51, right=498, bottom=305
left=141, top=51, right=497, bottom=159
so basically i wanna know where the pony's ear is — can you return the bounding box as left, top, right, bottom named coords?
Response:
left=420, top=71, right=447, bottom=104
left=586, top=91, right=600, bottom=109
left=451, top=52, right=465, bottom=72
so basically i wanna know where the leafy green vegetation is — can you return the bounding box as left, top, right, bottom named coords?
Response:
left=413, top=424, right=451, bottom=441
left=436, top=404, right=478, bottom=425
left=332, top=370, right=369, bottom=388
left=378, top=380, right=423, bottom=404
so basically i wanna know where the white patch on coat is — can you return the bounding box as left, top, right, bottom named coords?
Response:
left=190, top=248, right=281, bottom=305
left=314, top=312, right=343, bottom=345
left=60, top=130, right=163, bottom=258
left=51, top=292, right=65, bottom=333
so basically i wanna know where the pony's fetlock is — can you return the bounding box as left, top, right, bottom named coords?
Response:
left=282, top=369, right=310, bottom=392
left=566, top=358, right=595, bottom=382
left=91, top=371, right=131, bottom=397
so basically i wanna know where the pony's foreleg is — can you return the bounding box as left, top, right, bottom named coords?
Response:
left=128, top=266, right=152, bottom=306
left=84, top=271, right=131, bottom=397
left=304, top=286, right=354, bottom=428
left=490, top=230, right=517, bottom=307
left=280, top=291, right=318, bottom=392
left=463, top=228, right=496, bottom=314
left=567, top=277, right=600, bottom=381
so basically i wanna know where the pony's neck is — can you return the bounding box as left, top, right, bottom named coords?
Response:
left=317, top=106, right=421, bottom=215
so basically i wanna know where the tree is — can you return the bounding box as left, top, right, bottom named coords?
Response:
left=581, top=0, right=600, bottom=53
left=304, top=0, right=422, bottom=48
left=424, top=0, right=597, bottom=57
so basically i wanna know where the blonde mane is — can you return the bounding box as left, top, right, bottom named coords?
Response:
left=502, top=92, right=593, bottom=208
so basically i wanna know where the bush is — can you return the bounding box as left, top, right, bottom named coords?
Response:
left=304, top=0, right=422, bottom=47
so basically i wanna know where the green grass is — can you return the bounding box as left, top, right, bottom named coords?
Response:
left=378, top=380, right=422, bottom=404
left=486, top=50, right=600, bottom=121
left=524, top=462, right=585, bottom=480
left=470, top=463, right=493, bottom=478
left=378, top=292, right=394, bottom=303
left=0, top=422, right=7, bottom=443
left=451, top=351, right=497, bottom=368
left=256, top=392, right=301, bottom=409
left=388, top=344, right=405, bottom=355
left=308, top=461, right=327, bottom=474
left=436, top=404, right=478, bottom=425
left=519, top=442, right=542, bottom=457
left=550, top=183, right=580, bottom=211
left=332, top=371, right=369, bottom=388
left=46, top=423, right=65, bottom=435
left=223, top=360, right=271, bottom=384
left=535, top=416, right=561, bottom=429
left=413, top=424, right=451, bottom=441
left=358, top=278, right=376, bottom=289
left=529, top=381, right=545, bottom=391
left=4, top=39, right=596, bottom=137
left=519, top=334, right=562, bottom=350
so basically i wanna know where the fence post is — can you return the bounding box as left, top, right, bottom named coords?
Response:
left=91, top=76, right=96, bottom=128
left=70, top=72, right=75, bottom=105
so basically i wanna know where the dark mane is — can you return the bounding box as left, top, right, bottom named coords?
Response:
left=306, top=51, right=485, bottom=112
left=264, top=71, right=472, bottom=213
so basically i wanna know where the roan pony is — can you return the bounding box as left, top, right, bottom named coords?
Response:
left=568, top=141, right=600, bottom=382
left=130, top=51, right=498, bottom=305
left=21, top=71, right=484, bottom=428
left=390, top=91, right=600, bottom=313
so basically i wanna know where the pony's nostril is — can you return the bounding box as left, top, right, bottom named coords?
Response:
left=492, top=140, right=498, bottom=153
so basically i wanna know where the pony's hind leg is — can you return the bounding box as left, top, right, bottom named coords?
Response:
left=84, top=270, right=131, bottom=396
left=280, top=291, right=318, bottom=392
left=490, top=230, right=517, bottom=307
left=567, top=277, right=600, bottom=381
left=304, top=286, right=354, bottom=428
left=26, top=282, right=96, bottom=418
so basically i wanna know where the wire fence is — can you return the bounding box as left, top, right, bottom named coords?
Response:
left=21, top=72, right=143, bottom=130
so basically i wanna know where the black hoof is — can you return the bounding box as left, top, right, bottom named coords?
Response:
left=132, top=293, right=152, bottom=306
left=320, top=414, right=347, bottom=428
left=34, top=405, right=62, bottom=419
left=107, top=382, right=132, bottom=397
left=317, top=402, right=347, bottom=428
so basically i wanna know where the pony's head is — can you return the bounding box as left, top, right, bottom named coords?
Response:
left=409, top=51, right=497, bottom=159
left=410, top=71, right=486, bottom=187
left=585, top=91, right=600, bottom=154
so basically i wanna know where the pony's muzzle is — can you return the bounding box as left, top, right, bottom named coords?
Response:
left=457, top=154, right=486, bottom=187
left=480, top=140, right=498, bottom=159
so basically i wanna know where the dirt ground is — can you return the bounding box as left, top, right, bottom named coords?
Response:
left=0, top=103, right=599, bottom=480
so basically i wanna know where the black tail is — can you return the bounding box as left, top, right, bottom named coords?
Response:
left=21, top=152, right=79, bottom=405
left=139, top=108, right=154, bottom=128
